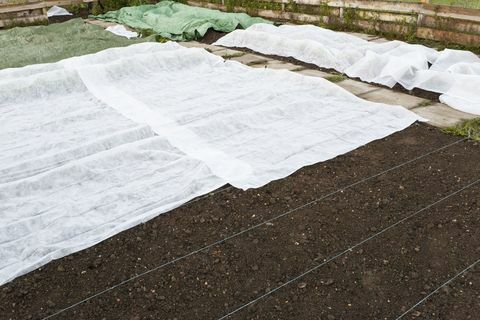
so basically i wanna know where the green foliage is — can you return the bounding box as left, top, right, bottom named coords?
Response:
left=92, top=0, right=153, bottom=15
left=285, top=0, right=298, bottom=13
left=443, top=118, right=480, bottom=141
left=225, top=0, right=235, bottom=12
left=318, top=2, right=332, bottom=17
left=222, top=52, right=244, bottom=59
left=416, top=100, right=432, bottom=108
left=238, top=0, right=282, bottom=12
left=398, top=16, right=417, bottom=43
left=325, top=74, right=347, bottom=83
left=400, top=0, right=480, bottom=9
left=343, top=7, right=358, bottom=30
left=67, top=3, right=89, bottom=14
left=3, top=18, right=48, bottom=28
left=137, top=28, right=169, bottom=42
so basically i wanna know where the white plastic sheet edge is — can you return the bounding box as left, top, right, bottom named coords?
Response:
left=47, top=6, right=72, bottom=17
left=106, top=25, right=139, bottom=39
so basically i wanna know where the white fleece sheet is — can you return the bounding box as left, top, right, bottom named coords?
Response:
left=215, top=23, right=480, bottom=115
left=106, top=25, right=139, bottom=39
left=47, top=6, right=72, bottom=17
left=0, top=42, right=421, bottom=285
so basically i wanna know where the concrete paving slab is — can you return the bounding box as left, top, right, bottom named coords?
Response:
left=369, top=37, right=390, bottom=43
left=211, top=48, right=245, bottom=58
left=177, top=41, right=201, bottom=48
left=296, top=68, right=330, bottom=78
left=250, top=59, right=304, bottom=71
left=85, top=19, right=119, bottom=29
left=231, top=53, right=269, bottom=65
left=345, top=31, right=378, bottom=41
left=336, top=79, right=378, bottom=96
left=412, top=103, right=478, bottom=128
left=359, top=88, right=428, bottom=109
left=178, top=41, right=223, bottom=52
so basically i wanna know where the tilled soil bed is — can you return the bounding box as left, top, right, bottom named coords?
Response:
left=1, top=123, right=479, bottom=320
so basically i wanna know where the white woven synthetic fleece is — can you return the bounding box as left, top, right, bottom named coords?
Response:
left=47, top=6, right=72, bottom=17
left=106, top=25, right=139, bottom=39
left=0, top=42, right=421, bottom=285
left=215, top=23, right=480, bottom=115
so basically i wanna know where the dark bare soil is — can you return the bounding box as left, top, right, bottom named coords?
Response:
left=414, top=263, right=479, bottom=320
left=199, top=29, right=227, bottom=44
left=1, top=124, right=479, bottom=320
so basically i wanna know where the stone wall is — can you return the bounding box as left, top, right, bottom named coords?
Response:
left=1, top=0, right=479, bottom=47
left=187, top=0, right=480, bottom=47
left=0, top=0, right=94, bottom=27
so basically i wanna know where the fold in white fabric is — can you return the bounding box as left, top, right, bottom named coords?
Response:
left=106, top=25, right=139, bottom=39
left=215, top=24, right=480, bottom=115
left=0, top=42, right=422, bottom=285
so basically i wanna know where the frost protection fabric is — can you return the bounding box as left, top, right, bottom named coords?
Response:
left=0, top=19, right=150, bottom=70
left=214, top=23, right=437, bottom=84
left=408, top=50, right=480, bottom=115
left=92, top=1, right=270, bottom=41
left=106, top=25, right=139, bottom=39
left=215, top=24, right=480, bottom=115
left=47, top=5, right=72, bottom=17
left=0, top=42, right=421, bottom=285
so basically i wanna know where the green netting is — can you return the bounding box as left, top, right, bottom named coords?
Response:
left=0, top=19, right=150, bottom=70
left=92, top=1, right=271, bottom=41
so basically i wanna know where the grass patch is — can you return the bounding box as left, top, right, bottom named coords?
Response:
left=326, top=74, right=347, bottom=83
left=221, top=52, right=245, bottom=59
left=91, top=0, right=153, bottom=15
left=443, top=118, right=480, bottom=141
left=397, top=0, right=480, bottom=9
left=416, top=100, right=433, bottom=108
left=136, top=28, right=169, bottom=42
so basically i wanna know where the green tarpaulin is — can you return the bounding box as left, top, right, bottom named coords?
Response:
left=0, top=19, right=149, bottom=70
left=92, top=1, right=271, bottom=41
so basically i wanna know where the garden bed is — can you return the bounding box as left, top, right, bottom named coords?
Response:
left=1, top=123, right=478, bottom=319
